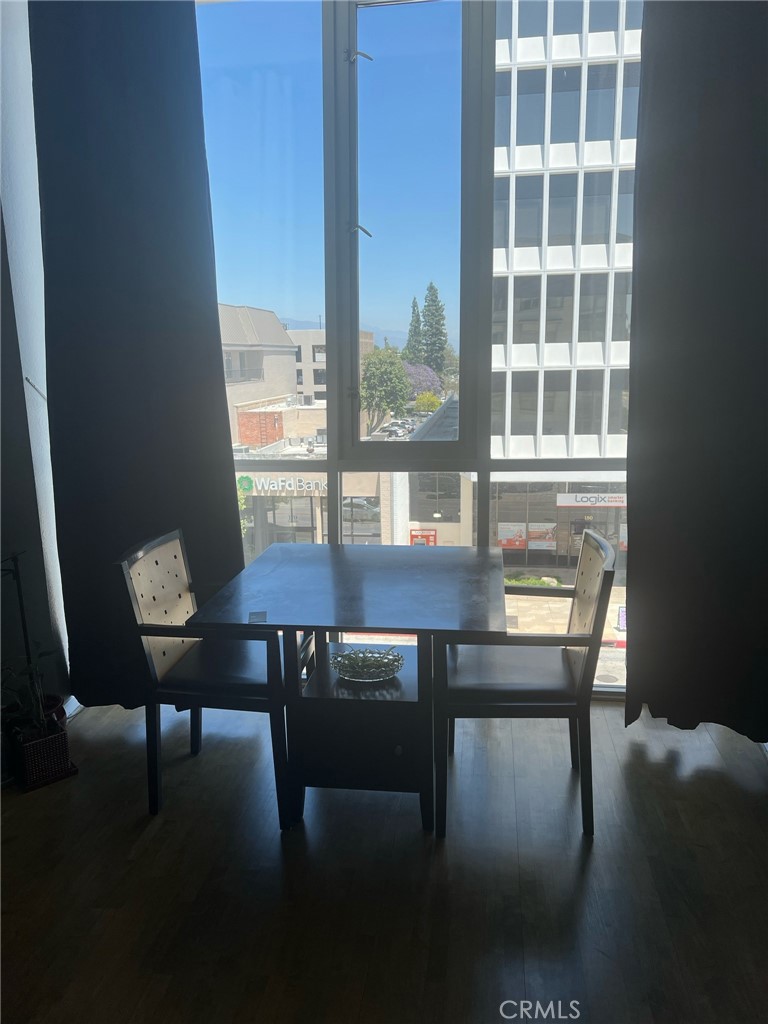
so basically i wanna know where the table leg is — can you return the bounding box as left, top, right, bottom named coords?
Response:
left=417, top=635, right=434, bottom=832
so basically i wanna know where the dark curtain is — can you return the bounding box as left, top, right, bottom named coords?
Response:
left=626, top=2, right=768, bottom=740
left=28, top=1, right=244, bottom=707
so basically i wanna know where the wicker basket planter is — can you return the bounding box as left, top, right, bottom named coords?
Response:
left=9, top=724, right=78, bottom=791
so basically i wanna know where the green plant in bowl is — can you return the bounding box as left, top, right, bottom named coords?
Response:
left=330, top=646, right=405, bottom=683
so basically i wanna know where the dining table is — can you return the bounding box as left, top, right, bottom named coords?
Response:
left=186, top=542, right=507, bottom=830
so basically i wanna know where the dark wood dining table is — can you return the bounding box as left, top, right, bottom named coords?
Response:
left=187, top=543, right=507, bottom=829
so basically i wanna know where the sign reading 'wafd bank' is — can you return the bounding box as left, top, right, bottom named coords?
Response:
left=238, top=475, right=328, bottom=494
left=556, top=493, right=627, bottom=508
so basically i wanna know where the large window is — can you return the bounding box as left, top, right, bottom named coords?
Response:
left=612, top=273, right=632, bottom=340
left=545, top=275, right=575, bottom=344
left=518, top=0, right=548, bottom=38
left=586, top=64, right=617, bottom=142
left=575, top=369, right=604, bottom=434
left=616, top=170, right=635, bottom=242
left=621, top=63, right=641, bottom=139
left=199, top=1, right=633, bottom=684
left=549, top=175, right=578, bottom=246
left=496, top=71, right=511, bottom=148
left=589, top=0, right=619, bottom=33
left=578, top=274, right=609, bottom=344
left=512, top=276, right=541, bottom=345
left=551, top=67, right=581, bottom=145
left=494, top=177, right=510, bottom=248
left=582, top=172, right=613, bottom=245
left=510, top=373, right=538, bottom=435
left=542, top=370, right=571, bottom=435
left=514, top=176, right=544, bottom=248
left=608, top=368, right=630, bottom=433
left=516, top=69, right=546, bottom=146
left=554, top=0, right=583, bottom=35
left=492, top=277, right=509, bottom=346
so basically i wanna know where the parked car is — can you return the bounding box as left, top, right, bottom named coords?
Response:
left=342, top=498, right=380, bottom=521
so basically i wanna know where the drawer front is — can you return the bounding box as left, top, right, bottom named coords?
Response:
left=288, top=701, right=429, bottom=793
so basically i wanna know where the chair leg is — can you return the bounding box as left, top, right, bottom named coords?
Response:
left=568, top=717, right=579, bottom=771
left=434, top=709, right=448, bottom=839
left=267, top=705, right=294, bottom=830
left=190, top=707, right=202, bottom=756
left=448, top=717, right=456, bottom=756
left=146, top=704, right=162, bottom=815
left=577, top=711, right=594, bottom=836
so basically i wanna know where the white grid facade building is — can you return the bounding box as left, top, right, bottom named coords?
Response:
left=491, top=0, right=641, bottom=461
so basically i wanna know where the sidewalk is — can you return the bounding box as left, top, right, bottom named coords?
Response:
left=507, top=586, right=627, bottom=687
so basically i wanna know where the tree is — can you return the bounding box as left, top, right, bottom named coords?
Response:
left=414, top=391, right=442, bottom=414
left=440, top=343, right=460, bottom=394
left=359, top=348, right=410, bottom=435
left=402, top=361, right=442, bottom=400
left=401, top=297, right=424, bottom=364
left=421, top=282, right=448, bottom=373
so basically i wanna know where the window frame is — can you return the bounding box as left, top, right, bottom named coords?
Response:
left=238, top=0, right=626, bottom=552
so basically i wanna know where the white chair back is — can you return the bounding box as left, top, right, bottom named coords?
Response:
left=120, top=530, right=199, bottom=682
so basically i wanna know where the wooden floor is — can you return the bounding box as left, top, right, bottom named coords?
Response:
left=3, top=703, right=767, bottom=1024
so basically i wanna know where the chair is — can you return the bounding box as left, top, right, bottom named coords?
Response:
left=119, top=530, right=292, bottom=828
left=433, top=529, right=615, bottom=838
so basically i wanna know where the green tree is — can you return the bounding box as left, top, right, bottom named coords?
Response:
left=421, top=282, right=448, bottom=373
left=401, top=297, right=424, bottom=364
left=359, top=348, right=410, bottom=435
left=440, top=343, right=460, bottom=394
left=414, top=390, right=442, bottom=414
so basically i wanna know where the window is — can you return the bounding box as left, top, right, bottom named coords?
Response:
left=492, top=277, right=508, bottom=347
left=514, top=176, right=543, bottom=248
left=612, top=272, right=632, bottom=340
left=357, top=0, right=461, bottom=446
left=492, top=373, right=506, bottom=435
left=575, top=369, right=604, bottom=433
left=496, top=72, right=511, bottom=148
left=585, top=64, right=617, bottom=142
left=542, top=371, right=570, bottom=435
left=589, top=0, right=619, bottom=33
left=496, top=0, right=512, bottom=40
left=582, top=171, right=613, bottom=245
left=314, top=390, right=327, bottom=402
left=545, top=275, right=575, bottom=344
left=551, top=67, right=581, bottom=144
left=518, top=0, right=548, bottom=38
left=510, top=373, right=538, bottom=435
left=548, top=174, right=578, bottom=246
left=312, top=345, right=326, bottom=363
left=516, top=69, right=546, bottom=147
left=494, top=177, right=510, bottom=248
left=554, top=0, right=583, bottom=35
left=608, top=368, right=629, bottom=433
left=621, top=63, right=641, bottom=139
left=197, top=0, right=326, bottom=455
left=296, top=369, right=304, bottom=386
left=616, top=170, right=635, bottom=243
left=578, top=274, right=608, bottom=344
left=512, top=277, right=541, bottom=345
left=625, top=1, right=644, bottom=31
left=313, top=368, right=326, bottom=386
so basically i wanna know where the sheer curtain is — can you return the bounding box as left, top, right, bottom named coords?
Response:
left=626, top=2, right=768, bottom=741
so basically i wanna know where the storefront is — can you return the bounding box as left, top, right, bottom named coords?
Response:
left=492, top=483, right=627, bottom=575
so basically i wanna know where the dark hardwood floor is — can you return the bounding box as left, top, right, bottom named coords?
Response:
left=3, top=703, right=767, bottom=1024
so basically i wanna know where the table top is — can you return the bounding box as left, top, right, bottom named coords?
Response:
left=187, top=543, right=507, bottom=641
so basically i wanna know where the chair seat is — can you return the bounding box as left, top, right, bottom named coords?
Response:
left=161, top=638, right=271, bottom=698
left=447, top=644, right=576, bottom=704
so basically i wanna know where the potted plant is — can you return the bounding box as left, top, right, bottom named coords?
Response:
left=1, top=653, right=77, bottom=791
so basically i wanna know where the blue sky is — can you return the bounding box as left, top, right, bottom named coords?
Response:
left=195, top=0, right=461, bottom=347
